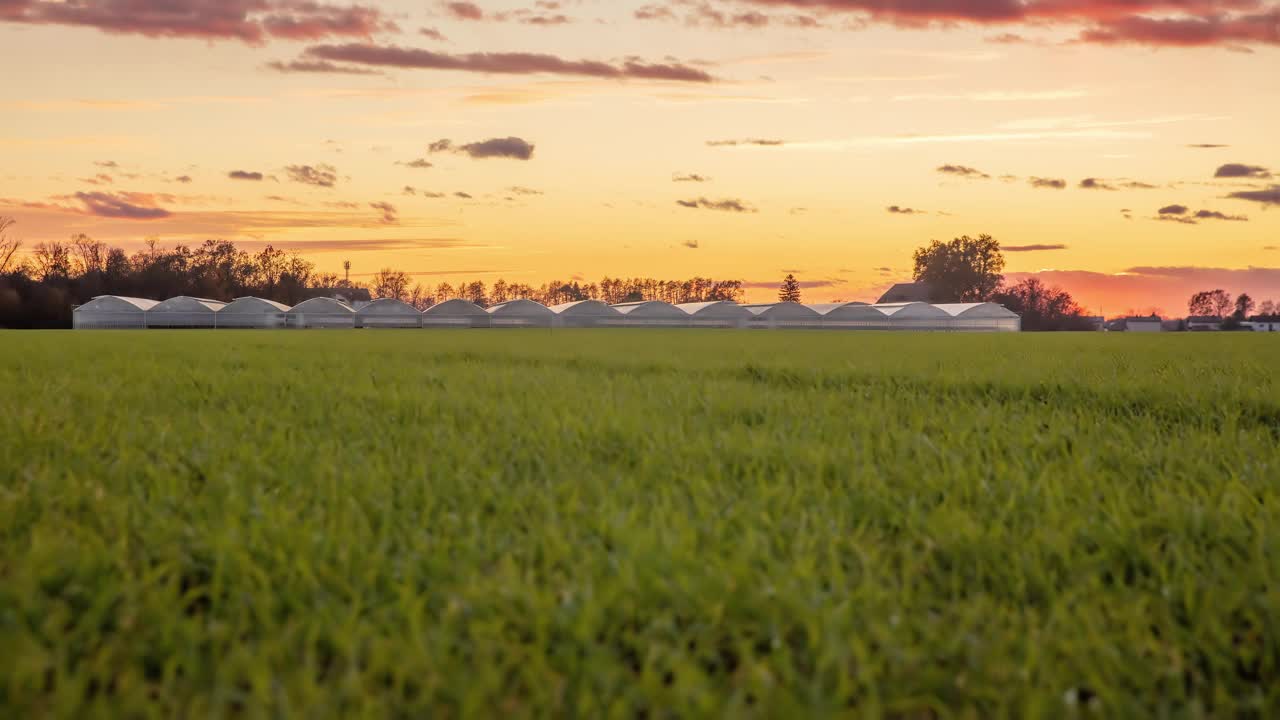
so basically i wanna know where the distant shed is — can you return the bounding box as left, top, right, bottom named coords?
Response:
left=422, top=299, right=491, bottom=328
left=356, top=298, right=422, bottom=328
left=147, top=296, right=227, bottom=328
left=286, top=297, right=356, bottom=329
left=487, top=299, right=555, bottom=328
left=72, top=296, right=158, bottom=329
left=216, top=297, right=289, bottom=329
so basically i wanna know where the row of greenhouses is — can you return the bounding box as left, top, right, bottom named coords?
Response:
left=71, top=296, right=1022, bottom=331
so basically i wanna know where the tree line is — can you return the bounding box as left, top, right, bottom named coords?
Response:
left=0, top=219, right=747, bottom=327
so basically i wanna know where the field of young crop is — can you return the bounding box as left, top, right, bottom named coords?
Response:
left=2, top=330, right=1278, bottom=717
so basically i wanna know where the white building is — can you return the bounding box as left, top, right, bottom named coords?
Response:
left=611, top=300, right=689, bottom=327
left=72, top=296, right=158, bottom=329
left=933, top=303, right=1022, bottom=332
left=1121, top=316, right=1164, bottom=332
left=743, top=302, right=823, bottom=329
left=356, top=298, right=422, bottom=329
left=422, top=299, right=491, bottom=328
left=146, top=296, right=227, bottom=328
left=286, top=297, right=356, bottom=329
left=1242, top=320, right=1280, bottom=332
left=487, top=299, right=555, bottom=328
left=550, top=300, right=624, bottom=327
left=676, top=301, right=752, bottom=328
left=216, top=297, right=289, bottom=329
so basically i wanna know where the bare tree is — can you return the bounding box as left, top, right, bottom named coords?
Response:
left=32, top=241, right=73, bottom=281
left=372, top=268, right=411, bottom=300
left=70, top=233, right=108, bottom=276
left=0, top=217, right=21, bottom=274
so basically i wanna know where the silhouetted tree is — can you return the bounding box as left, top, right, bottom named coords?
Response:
left=372, top=268, right=411, bottom=300
left=913, top=234, right=1005, bottom=302
left=779, top=274, right=801, bottom=302
left=992, top=278, right=1093, bottom=331
left=1187, top=289, right=1233, bottom=318
left=1234, top=293, right=1255, bottom=320
left=0, top=217, right=21, bottom=274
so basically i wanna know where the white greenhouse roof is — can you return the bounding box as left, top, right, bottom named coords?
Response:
left=220, top=297, right=290, bottom=313
left=933, top=302, right=1019, bottom=319
left=675, top=301, right=751, bottom=318
left=423, top=299, right=488, bottom=317
left=356, top=298, right=421, bottom=316
left=150, top=296, right=227, bottom=313
left=287, top=297, right=355, bottom=314
left=80, top=295, right=160, bottom=312
left=742, top=302, right=821, bottom=319
left=611, top=300, right=686, bottom=317
left=549, top=300, right=621, bottom=316
left=805, top=302, right=869, bottom=315
left=872, top=302, right=951, bottom=319
left=487, top=299, right=554, bottom=316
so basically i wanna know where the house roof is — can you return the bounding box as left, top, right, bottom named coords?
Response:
left=877, top=282, right=932, bottom=304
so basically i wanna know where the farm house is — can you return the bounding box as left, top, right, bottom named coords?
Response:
left=215, top=297, right=289, bottom=329
left=146, top=296, right=227, bottom=328
left=421, top=299, right=491, bottom=328
left=487, top=299, right=555, bottom=328
left=285, top=297, right=356, bottom=329
left=744, top=302, right=822, bottom=329
left=611, top=300, right=689, bottom=327
left=550, top=300, right=624, bottom=328
left=72, top=296, right=159, bottom=329
left=676, top=301, right=752, bottom=328
left=356, top=298, right=422, bottom=328
left=807, top=303, right=889, bottom=329
left=874, top=303, right=954, bottom=330
left=934, top=303, right=1022, bottom=332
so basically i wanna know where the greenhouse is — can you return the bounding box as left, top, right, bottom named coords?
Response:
left=72, top=296, right=159, bottom=329
left=611, top=301, right=689, bottom=327
left=285, top=297, right=356, bottom=329
left=809, top=302, right=890, bottom=330
left=934, top=303, right=1022, bottom=332
left=422, top=299, right=491, bottom=328
left=215, top=297, right=289, bottom=329
left=146, top=296, right=227, bottom=328
left=356, top=298, right=422, bottom=329
left=550, top=300, right=624, bottom=328
left=676, top=301, right=752, bottom=328
left=874, top=302, right=955, bottom=330
left=487, top=299, right=555, bottom=328
left=744, top=302, right=822, bottom=329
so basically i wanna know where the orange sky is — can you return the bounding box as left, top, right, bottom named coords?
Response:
left=2, top=0, right=1278, bottom=314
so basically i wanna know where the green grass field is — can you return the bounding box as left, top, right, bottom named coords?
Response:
left=2, top=330, right=1278, bottom=717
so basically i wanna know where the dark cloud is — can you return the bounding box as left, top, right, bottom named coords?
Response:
left=80, top=173, right=113, bottom=186
left=442, top=1, right=484, bottom=20
left=403, top=185, right=418, bottom=195
left=1227, top=185, right=1280, bottom=206
left=397, top=158, right=435, bottom=169
left=508, top=186, right=543, bottom=195
left=1079, top=177, right=1116, bottom=190
left=707, top=138, right=785, bottom=147
left=1, top=0, right=397, bottom=44
left=1159, top=204, right=1189, bottom=215
left=673, top=173, right=711, bottom=182
left=1187, top=143, right=1228, bottom=148
left=265, top=59, right=383, bottom=75
left=94, top=160, right=118, bottom=169
left=454, top=191, right=474, bottom=199
left=174, top=175, right=193, bottom=184
left=285, top=164, right=338, bottom=187
left=886, top=205, right=925, bottom=215
left=429, top=137, right=535, bottom=160
left=636, top=1, right=822, bottom=28
left=229, top=170, right=264, bottom=181
left=1120, top=180, right=1159, bottom=189
left=296, top=44, right=715, bottom=82
left=1193, top=209, right=1247, bottom=221
left=682, top=239, right=700, bottom=249
left=1005, top=244, right=1068, bottom=252
left=676, top=197, right=757, bottom=213
left=419, top=26, right=446, bottom=41
left=75, top=191, right=171, bottom=220
left=937, top=164, right=990, bottom=179
left=422, top=191, right=447, bottom=199
left=369, top=201, right=398, bottom=224
left=1214, top=163, right=1272, bottom=179
left=986, top=32, right=1026, bottom=43
left=1029, top=177, right=1066, bottom=189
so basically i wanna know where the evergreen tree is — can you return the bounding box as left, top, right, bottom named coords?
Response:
left=779, top=274, right=801, bottom=303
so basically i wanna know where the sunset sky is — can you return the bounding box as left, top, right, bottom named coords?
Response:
left=3, top=0, right=1278, bottom=313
